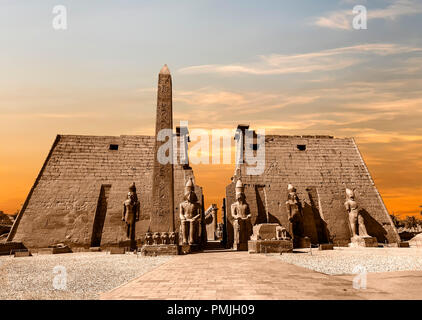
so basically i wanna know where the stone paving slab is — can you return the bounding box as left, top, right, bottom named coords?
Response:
left=100, top=251, right=415, bottom=300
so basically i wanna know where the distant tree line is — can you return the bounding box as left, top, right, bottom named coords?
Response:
left=390, top=213, right=422, bottom=230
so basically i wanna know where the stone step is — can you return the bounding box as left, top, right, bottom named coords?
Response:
left=204, top=240, right=225, bottom=250
left=202, top=249, right=234, bottom=253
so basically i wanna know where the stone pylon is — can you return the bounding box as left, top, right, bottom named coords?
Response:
left=149, top=64, right=175, bottom=232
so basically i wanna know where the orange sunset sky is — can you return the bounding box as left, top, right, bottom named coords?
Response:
left=0, top=1, right=421, bottom=218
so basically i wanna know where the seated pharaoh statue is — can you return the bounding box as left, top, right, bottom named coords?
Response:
left=179, top=178, right=201, bottom=246
left=231, top=179, right=251, bottom=251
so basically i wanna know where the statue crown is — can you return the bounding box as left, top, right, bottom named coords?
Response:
left=129, top=182, right=136, bottom=192
left=185, top=178, right=195, bottom=191
left=346, top=188, right=355, bottom=198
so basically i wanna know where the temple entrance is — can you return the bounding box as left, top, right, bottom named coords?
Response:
left=90, top=184, right=111, bottom=247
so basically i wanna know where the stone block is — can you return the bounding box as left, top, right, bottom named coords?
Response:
left=294, top=236, right=311, bottom=249
left=140, top=244, right=179, bottom=256
left=319, top=243, right=334, bottom=250
left=233, top=242, right=248, bottom=251
left=38, top=246, right=72, bottom=254
left=250, top=223, right=279, bottom=240
left=14, top=250, right=32, bottom=257
left=398, top=242, right=410, bottom=248
left=349, top=236, right=378, bottom=248
left=109, top=247, right=126, bottom=254
left=89, top=246, right=101, bottom=252
left=180, top=244, right=201, bottom=254
left=248, top=239, right=293, bottom=254
left=0, top=241, right=26, bottom=255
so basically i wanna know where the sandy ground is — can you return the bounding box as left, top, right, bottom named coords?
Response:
left=2, top=247, right=422, bottom=300
left=0, top=252, right=172, bottom=300
left=278, top=247, right=422, bottom=274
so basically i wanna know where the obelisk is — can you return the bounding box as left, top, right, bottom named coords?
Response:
left=150, top=64, right=175, bottom=232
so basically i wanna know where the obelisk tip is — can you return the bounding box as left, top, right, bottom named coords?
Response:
left=159, top=64, right=170, bottom=75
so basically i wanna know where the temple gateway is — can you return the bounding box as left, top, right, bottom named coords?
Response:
left=6, top=65, right=400, bottom=254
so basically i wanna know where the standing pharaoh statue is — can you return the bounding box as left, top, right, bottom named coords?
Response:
left=122, top=183, right=140, bottom=246
left=285, top=184, right=305, bottom=243
left=179, top=178, right=201, bottom=245
left=231, top=179, right=251, bottom=250
left=345, top=188, right=369, bottom=238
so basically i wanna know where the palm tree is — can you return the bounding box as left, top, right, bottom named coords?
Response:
left=405, top=216, right=418, bottom=230
left=390, top=213, right=402, bottom=228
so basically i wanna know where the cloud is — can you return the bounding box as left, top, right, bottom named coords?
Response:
left=371, top=0, right=422, bottom=20
left=178, top=44, right=421, bottom=75
left=339, top=128, right=422, bottom=144
left=314, top=10, right=352, bottom=30
left=314, top=0, right=422, bottom=30
left=1, top=112, right=102, bottom=119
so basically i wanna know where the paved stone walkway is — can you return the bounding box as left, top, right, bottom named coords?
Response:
left=101, top=251, right=422, bottom=300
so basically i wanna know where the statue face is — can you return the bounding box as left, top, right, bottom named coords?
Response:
left=288, top=192, right=298, bottom=202
left=236, top=193, right=244, bottom=202
left=186, top=191, right=196, bottom=202
left=128, top=191, right=137, bottom=203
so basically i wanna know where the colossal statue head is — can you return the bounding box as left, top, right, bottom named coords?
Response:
left=235, top=179, right=245, bottom=201
left=346, top=188, right=355, bottom=199
left=128, top=182, right=138, bottom=202
left=287, top=184, right=296, bottom=193
left=184, top=178, right=197, bottom=203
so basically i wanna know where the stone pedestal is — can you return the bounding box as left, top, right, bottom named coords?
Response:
left=349, top=236, right=378, bottom=248
left=250, top=223, right=280, bottom=240
left=248, top=240, right=293, bottom=254
left=294, top=236, right=311, bottom=249
left=397, top=242, right=410, bottom=248
left=233, top=242, right=248, bottom=251
left=14, top=250, right=31, bottom=257
left=109, top=247, right=126, bottom=254
left=38, top=245, right=72, bottom=255
left=141, top=244, right=179, bottom=256
left=319, top=243, right=334, bottom=250
left=0, top=241, right=26, bottom=256
left=118, top=240, right=137, bottom=251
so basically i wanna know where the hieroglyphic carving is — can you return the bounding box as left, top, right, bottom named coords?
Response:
left=150, top=65, right=175, bottom=233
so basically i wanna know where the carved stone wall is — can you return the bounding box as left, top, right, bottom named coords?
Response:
left=9, top=134, right=200, bottom=249
left=225, top=135, right=400, bottom=246
left=150, top=68, right=174, bottom=232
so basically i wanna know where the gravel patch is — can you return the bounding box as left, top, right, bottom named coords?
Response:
left=278, top=247, right=422, bottom=275
left=0, top=252, right=173, bottom=300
